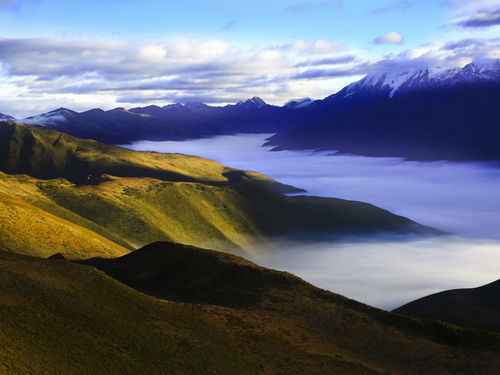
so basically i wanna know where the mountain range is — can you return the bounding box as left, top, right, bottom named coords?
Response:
left=265, top=60, right=500, bottom=160
left=3, top=242, right=500, bottom=375
left=3, top=59, right=499, bottom=161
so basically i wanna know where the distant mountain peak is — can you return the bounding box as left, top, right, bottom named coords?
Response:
left=338, top=59, right=500, bottom=100
left=21, top=107, right=78, bottom=126
left=236, top=97, right=268, bottom=108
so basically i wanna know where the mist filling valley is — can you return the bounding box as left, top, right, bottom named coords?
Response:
left=124, top=134, right=500, bottom=310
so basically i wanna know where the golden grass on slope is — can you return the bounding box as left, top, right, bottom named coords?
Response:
left=0, top=168, right=419, bottom=258
left=0, top=122, right=295, bottom=190
left=3, top=244, right=500, bottom=375
left=0, top=251, right=259, bottom=375
left=81, top=242, right=500, bottom=375
left=0, top=191, right=128, bottom=258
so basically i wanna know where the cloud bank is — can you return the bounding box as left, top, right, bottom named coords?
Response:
left=457, top=8, right=500, bottom=28
left=0, top=34, right=498, bottom=116
left=124, top=134, right=500, bottom=310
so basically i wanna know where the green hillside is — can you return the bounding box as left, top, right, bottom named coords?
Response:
left=2, top=244, right=500, bottom=375
left=0, top=122, right=425, bottom=257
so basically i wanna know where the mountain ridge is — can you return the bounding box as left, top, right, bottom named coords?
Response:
left=4, top=242, right=500, bottom=374
left=4, top=59, right=498, bottom=160
left=394, top=277, right=500, bottom=333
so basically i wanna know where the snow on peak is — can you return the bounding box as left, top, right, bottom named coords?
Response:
left=343, top=59, right=500, bottom=99
left=21, top=108, right=77, bottom=126
left=237, top=97, right=267, bottom=108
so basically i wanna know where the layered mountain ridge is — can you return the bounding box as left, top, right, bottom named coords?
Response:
left=3, top=59, right=499, bottom=160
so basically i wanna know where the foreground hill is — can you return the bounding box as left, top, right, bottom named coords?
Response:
left=394, top=278, right=500, bottom=333
left=3, top=243, right=500, bottom=375
left=0, top=122, right=424, bottom=256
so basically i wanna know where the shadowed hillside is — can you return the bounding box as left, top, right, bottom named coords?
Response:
left=394, top=278, right=500, bottom=333
left=3, top=244, right=500, bottom=375
left=0, top=121, right=298, bottom=192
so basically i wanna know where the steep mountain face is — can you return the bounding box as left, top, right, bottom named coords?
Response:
left=266, top=60, right=500, bottom=161
left=0, top=122, right=425, bottom=256
left=394, top=278, right=500, bottom=333
left=331, top=60, right=500, bottom=100
left=5, top=242, right=500, bottom=375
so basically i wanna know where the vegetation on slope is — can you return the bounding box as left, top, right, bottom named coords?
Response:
left=2, top=244, right=500, bottom=375
left=0, top=250, right=259, bottom=375
left=0, top=121, right=298, bottom=192
left=0, top=190, right=127, bottom=258
left=0, top=122, right=426, bottom=256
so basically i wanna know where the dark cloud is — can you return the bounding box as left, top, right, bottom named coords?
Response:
left=370, top=0, right=413, bottom=15
left=285, top=0, right=342, bottom=13
left=116, top=93, right=244, bottom=104
left=294, top=67, right=361, bottom=79
left=458, top=8, right=500, bottom=28
left=295, top=54, right=356, bottom=67
left=443, top=38, right=485, bottom=50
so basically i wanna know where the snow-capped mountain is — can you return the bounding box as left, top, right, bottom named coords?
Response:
left=21, top=108, right=78, bottom=126
left=265, top=60, right=500, bottom=161
left=335, top=60, right=500, bottom=100
left=235, top=97, right=268, bottom=109
left=0, top=112, right=14, bottom=121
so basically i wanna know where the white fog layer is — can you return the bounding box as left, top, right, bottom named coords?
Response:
left=124, top=134, right=500, bottom=309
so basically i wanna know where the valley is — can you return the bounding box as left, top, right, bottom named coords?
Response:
left=1, top=2, right=499, bottom=373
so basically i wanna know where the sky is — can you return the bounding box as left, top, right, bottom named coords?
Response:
left=0, top=0, right=499, bottom=117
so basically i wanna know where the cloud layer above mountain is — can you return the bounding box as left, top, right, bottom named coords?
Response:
left=0, top=33, right=498, bottom=118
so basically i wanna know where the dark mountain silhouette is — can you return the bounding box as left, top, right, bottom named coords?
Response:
left=17, top=97, right=305, bottom=144
left=394, top=278, right=500, bottom=333
left=9, top=61, right=499, bottom=160
left=265, top=84, right=500, bottom=160
left=266, top=61, right=500, bottom=160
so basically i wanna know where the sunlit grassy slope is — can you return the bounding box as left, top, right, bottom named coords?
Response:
left=0, top=122, right=425, bottom=257
left=0, top=190, right=127, bottom=258
left=2, top=244, right=500, bottom=375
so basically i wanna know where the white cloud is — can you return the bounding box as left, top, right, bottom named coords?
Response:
left=373, top=31, right=404, bottom=44
left=281, top=39, right=347, bottom=54
left=0, top=35, right=498, bottom=117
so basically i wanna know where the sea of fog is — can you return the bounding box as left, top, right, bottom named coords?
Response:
left=124, top=134, right=500, bottom=309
